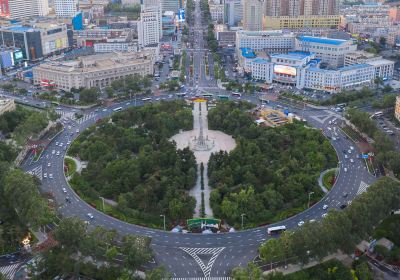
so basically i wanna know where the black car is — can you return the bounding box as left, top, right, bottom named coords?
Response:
left=340, top=204, right=347, bottom=209
left=342, top=192, right=348, bottom=198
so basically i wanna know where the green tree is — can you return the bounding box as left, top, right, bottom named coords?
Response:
left=53, top=217, right=87, bottom=253
left=231, top=263, right=263, bottom=279
left=355, top=262, right=373, bottom=280
left=146, top=267, right=172, bottom=280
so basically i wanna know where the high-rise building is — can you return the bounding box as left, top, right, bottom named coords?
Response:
left=161, top=0, right=181, bottom=13
left=0, top=0, right=10, bottom=17
left=142, top=0, right=163, bottom=40
left=243, top=0, right=264, bottom=31
left=7, top=0, right=49, bottom=19
left=138, top=4, right=161, bottom=47
left=54, top=0, right=78, bottom=17
left=265, top=0, right=339, bottom=17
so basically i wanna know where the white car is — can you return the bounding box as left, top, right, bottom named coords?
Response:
left=126, top=102, right=130, bottom=105
left=62, top=188, right=67, bottom=193
left=87, top=213, right=94, bottom=219
left=298, top=221, right=305, bottom=226
left=350, top=146, right=354, bottom=150
left=350, top=159, right=354, bottom=163
left=322, top=213, right=328, bottom=218
left=67, top=141, right=71, bottom=145
left=59, top=143, right=63, bottom=147
left=309, top=219, right=316, bottom=223
left=55, top=142, right=59, bottom=146
left=47, top=162, right=51, bottom=167
left=322, top=204, right=328, bottom=210
left=49, top=174, right=53, bottom=179
left=76, top=129, right=79, bottom=133
left=348, top=149, right=352, bottom=154
left=344, top=154, right=348, bottom=159
left=344, top=167, right=348, bottom=172
left=52, top=150, right=55, bottom=155
left=102, top=109, right=107, bottom=112
left=56, top=151, right=60, bottom=156
left=43, top=173, right=47, bottom=178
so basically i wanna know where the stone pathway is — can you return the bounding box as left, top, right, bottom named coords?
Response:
left=171, top=101, right=236, bottom=217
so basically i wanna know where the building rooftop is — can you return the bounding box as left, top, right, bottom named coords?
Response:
left=270, top=51, right=313, bottom=60
left=338, top=63, right=372, bottom=72
left=298, top=36, right=349, bottom=46
left=240, top=48, right=256, bottom=59
left=3, top=25, right=34, bottom=32
left=252, top=58, right=270, bottom=64
left=366, top=58, right=395, bottom=67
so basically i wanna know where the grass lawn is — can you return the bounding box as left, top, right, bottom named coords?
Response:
left=33, top=147, right=44, bottom=162
left=323, top=169, right=337, bottom=191
left=341, top=125, right=363, bottom=142
left=64, top=157, right=77, bottom=177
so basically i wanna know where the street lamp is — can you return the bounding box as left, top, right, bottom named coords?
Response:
left=241, top=213, right=246, bottom=230
left=308, top=192, right=314, bottom=208
left=99, top=196, right=105, bottom=211
left=160, top=214, right=166, bottom=231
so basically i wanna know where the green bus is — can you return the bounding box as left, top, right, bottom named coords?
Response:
left=217, top=95, right=229, bottom=100
left=202, top=93, right=213, bottom=99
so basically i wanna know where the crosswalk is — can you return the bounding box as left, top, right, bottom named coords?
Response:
left=26, top=165, right=43, bottom=180
left=180, top=247, right=225, bottom=278
left=356, top=181, right=369, bottom=195
left=55, top=109, right=74, bottom=120
left=0, top=262, right=22, bottom=280
left=75, top=113, right=96, bottom=125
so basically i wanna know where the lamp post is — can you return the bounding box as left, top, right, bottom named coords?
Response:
left=241, top=213, right=245, bottom=230
left=99, top=196, right=105, bottom=211
left=160, top=214, right=166, bottom=231
left=308, top=192, right=314, bottom=208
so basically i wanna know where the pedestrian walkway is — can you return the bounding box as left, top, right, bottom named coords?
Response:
left=26, top=165, right=43, bottom=180
left=0, top=262, right=22, bottom=280
left=75, top=112, right=96, bottom=124
left=263, top=252, right=350, bottom=276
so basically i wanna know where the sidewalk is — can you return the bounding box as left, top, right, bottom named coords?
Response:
left=263, top=252, right=351, bottom=276
left=318, top=168, right=338, bottom=193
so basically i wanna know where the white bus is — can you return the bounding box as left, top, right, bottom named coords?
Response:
left=267, top=225, right=286, bottom=235
left=142, top=98, right=152, bottom=102
left=371, top=111, right=383, bottom=118
left=113, top=107, right=122, bottom=112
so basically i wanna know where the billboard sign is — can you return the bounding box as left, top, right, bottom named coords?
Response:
left=14, top=50, right=23, bottom=62
left=178, top=9, right=185, bottom=22
left=274, top=65, right=297, bottom=76
left=1, top=51, right=14, bottom=68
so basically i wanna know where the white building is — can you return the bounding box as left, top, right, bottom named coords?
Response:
left=138, top=5, right=161, bottom=47
left=236, top=30, right=296, bottom=53
left=94, top=42, right=139, bottom=53
left=33, top=51, right=155, bottom=91
left=295, top=36, right=357, bottom=68
left=243, top=0, right=264, bottom=31
left=210, top=3, right=224, bottom=23
left=54, top=0, right=78, bottom=17
left=9, top=0, right=49, bottom=19
left=249, top=51, right=378, bottom=93
left=161, top=0, right=180, bottom=13
left=366, top=59, right=394, bottom=80
left=121, top=0, right=140, bottom=6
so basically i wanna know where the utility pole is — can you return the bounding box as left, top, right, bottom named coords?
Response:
left=160, top=214, right=166, bottom=231
left=308, top=192, right=314, bottom=208
left=241, top=213, right=245, bottom=230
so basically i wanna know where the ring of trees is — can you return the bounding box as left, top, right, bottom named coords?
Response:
left=67, top=100, right=197, bottom=228
left=207, top=101, right=337, bottom=228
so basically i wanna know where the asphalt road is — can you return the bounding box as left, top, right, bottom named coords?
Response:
left=10, top=2, right=377, bottom=277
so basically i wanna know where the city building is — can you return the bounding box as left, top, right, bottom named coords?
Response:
left=344, top=51, right=379, bottom=66
left=54, top=0, right=78, bottom=17
left=243, top=0, right=264, bottom=31
left=74, top=28, right=134, bottom=47
left=214, top=24, right=236, bottom=47
left=94, top=42, right=139, bottom=53
left=161, top=0, right=182, bottom=13
left=2, top=0, right=49, bottom=19
left=248, top=51, right=379, bottom=93
left=33, top=51, right=155, bottom=91
left=263, top=15, right=340, bottom=30
left=0, top=98, right=15, bottom=116
left=138, top=4, right=162, bottom=47
left=263, top=0, right=340, bottom=30
left=395, top=96, right=400, bottom=122
left=365, top=59, right=394, bottom=80
left=0, top=47, right=24, bottom=72
left=0, top=23, right=70, bottom=61
left=121, top=0, right=140, bottom=6
left=236, top=30, right=296, bottom=53
left=210, top=3, right=224, bottom=23
left=295, top=36, right=357, bottom=68
left=389, top=6, right=400, bottom=23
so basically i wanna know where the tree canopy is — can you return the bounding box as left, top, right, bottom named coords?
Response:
left=69, top=101, right=196, bottom=224
left=207, top=101, right=337, bottom=226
